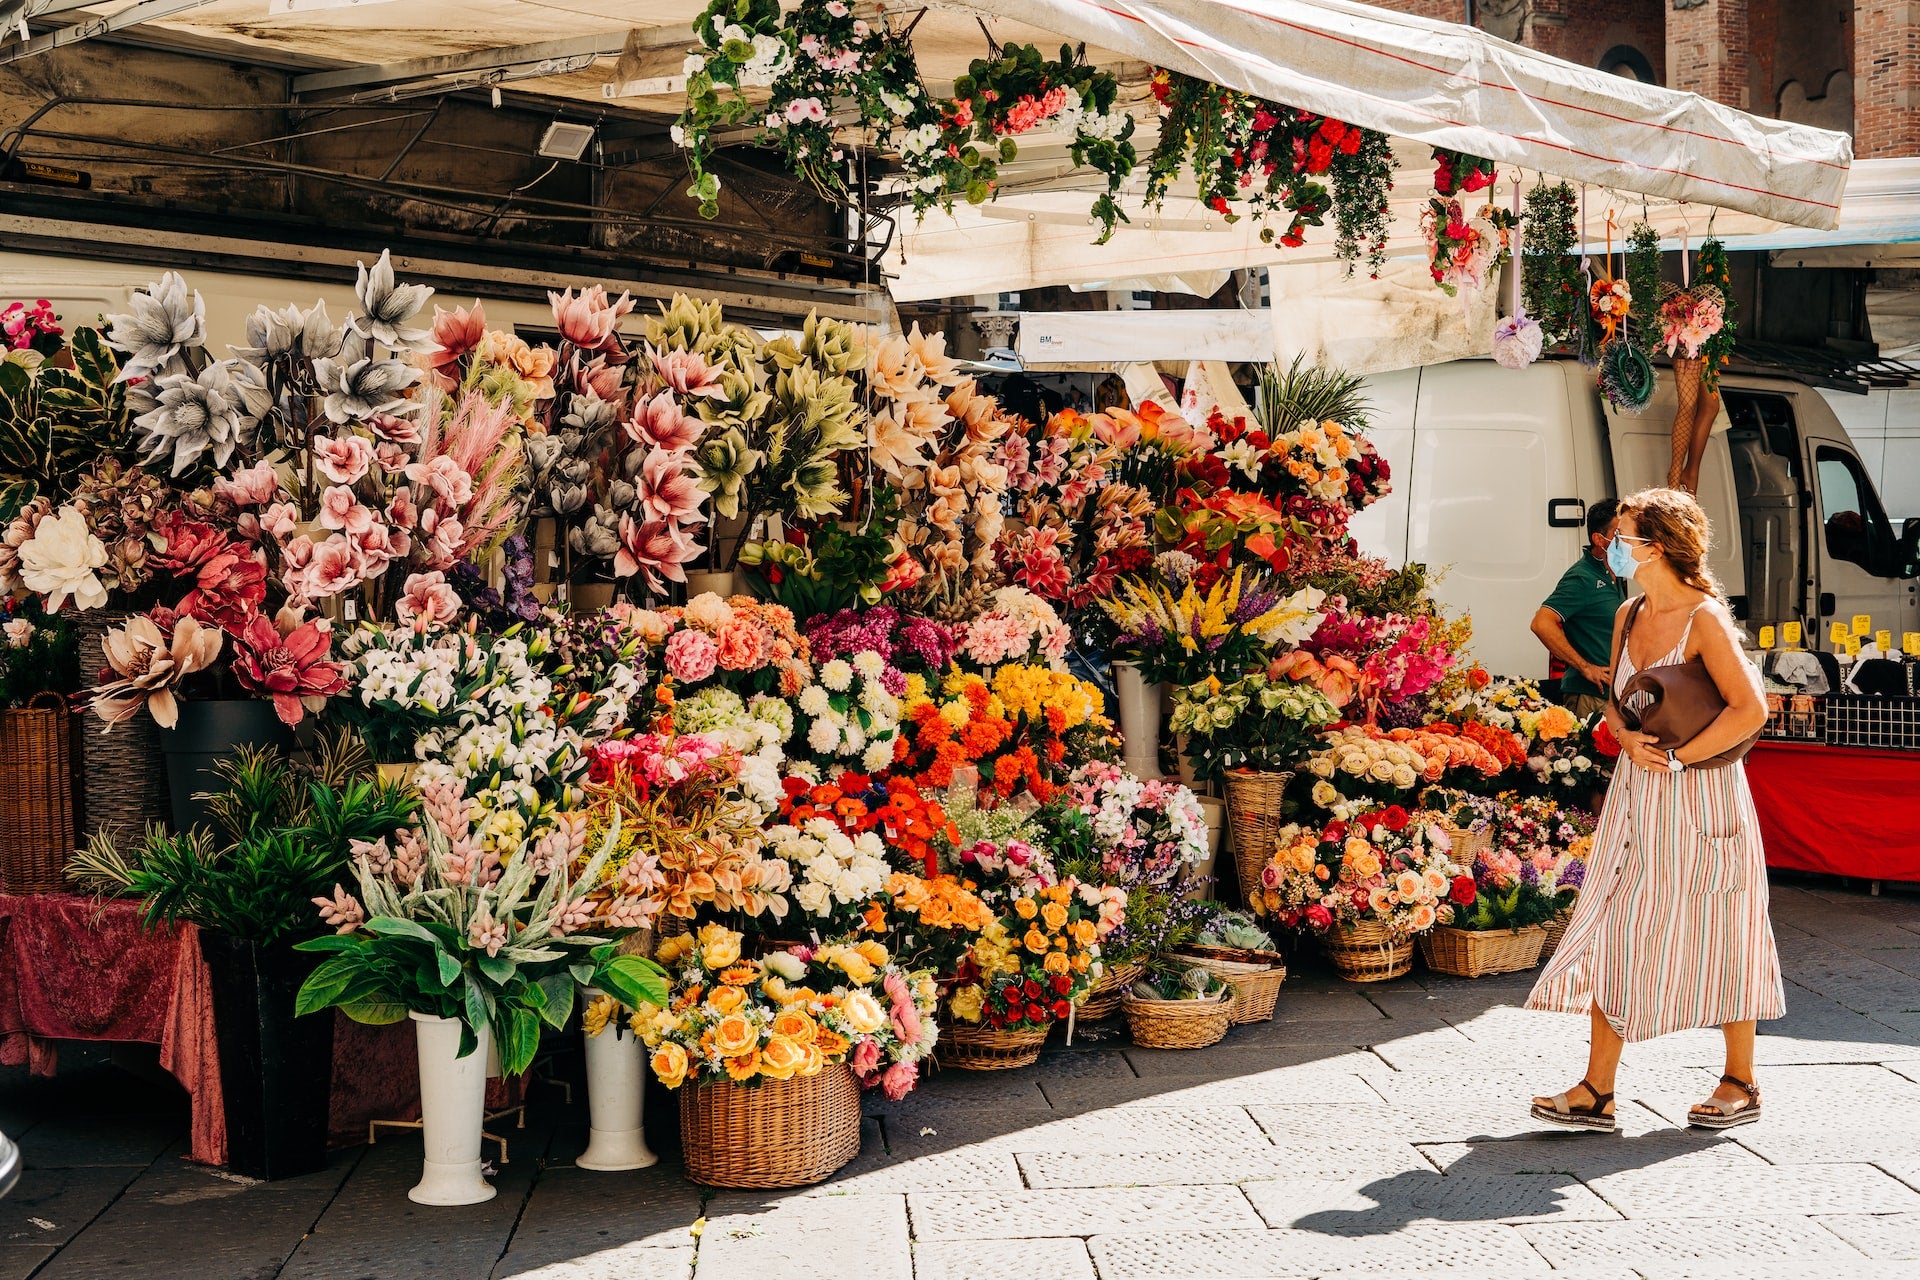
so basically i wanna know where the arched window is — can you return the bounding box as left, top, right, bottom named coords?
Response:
left=1599, top=45, right=1656, bottom=84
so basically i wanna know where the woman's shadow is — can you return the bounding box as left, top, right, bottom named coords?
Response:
left=1273, top=1128, right=1743, bottom=1235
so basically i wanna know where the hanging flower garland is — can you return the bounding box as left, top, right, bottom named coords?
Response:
left=899, top=43, right=1137, bottom=243
left=1695, top=236, right=1738, bottom=389
left=1430, top=147, right=1497, bottom=197
left=1521, top=183, right=1581, bottom=346
left=1143, top=70, right=1394, bottom=272
left=1625, top=221, right=1663, bottom=357
left=1420, top=197, right=1508, bottom=297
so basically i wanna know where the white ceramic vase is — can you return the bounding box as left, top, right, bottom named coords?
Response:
left=1112, top=662, right=1166, bottom=768
left=408, top=1012, right=496, bottom=1206
left=577, top=992, right=657, bottom=1172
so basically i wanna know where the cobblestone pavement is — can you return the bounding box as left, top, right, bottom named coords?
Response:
left=7, top=879, right=1920, bottom=1279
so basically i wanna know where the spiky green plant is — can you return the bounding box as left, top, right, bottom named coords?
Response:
left=1254, top=354, right=1373, bottom=435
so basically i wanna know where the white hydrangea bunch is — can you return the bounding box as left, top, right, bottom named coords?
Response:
left=765, top=817, right=890, bottom=923
left=792, top=648, right=902, bottom=773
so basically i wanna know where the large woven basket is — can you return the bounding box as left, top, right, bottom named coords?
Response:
left=1324, top=921, right=1414, bottom=983
left=1171, top=945, right=1288, bottom=1024
left=1439, top=823, right=1492, bottom=872
left=74, top=614, right=171, bottom=842
left=1538, top=910, right=1573, bottom=963
left=1418, top=924, right=1547, bottom=978
left=936, top=1018, right=1049, bottom=1071
left=1224, top=769, right=1291, bottom=908
left=679, top=1064, right=862, bottom=1188
left=1122, top=991, right=1232, bottom=1049
left=1077, top=961, right=1144, bottom=1021
left=0, top=694, right=76, bottom=894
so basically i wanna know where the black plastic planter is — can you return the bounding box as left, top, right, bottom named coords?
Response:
left=160, top=700, right=294, bottom=834
left=199, top=933, right=334, bottom=1181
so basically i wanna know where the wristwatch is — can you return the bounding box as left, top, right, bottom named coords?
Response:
left=1665, top=750, right=1685, bottom=774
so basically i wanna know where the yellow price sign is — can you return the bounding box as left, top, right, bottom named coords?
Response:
left=1845, top=636, right=1862, bottom=657
left=1782, top=621, right=1803, bottom=647
left=1831, top=621, right=1852, bottom=646
left=1877, top=629, right=1893, bottom=652
left=1852, top=614, right=1873, bottom=636
left=1905, top=632, right=1920, bottom=657
left=1758, top=626, right=1775, bottom=650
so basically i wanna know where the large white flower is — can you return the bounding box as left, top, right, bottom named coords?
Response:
left=19, top=506, right=108, bottom=612
left=106, top=272, right=205, bottom=377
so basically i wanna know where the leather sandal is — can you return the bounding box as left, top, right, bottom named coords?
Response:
left=1688, top=1074, right=1762, bottom=1130
left=1530, top=1079, right=1616, bottom=1133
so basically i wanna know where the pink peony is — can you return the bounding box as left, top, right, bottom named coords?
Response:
left=394, top=571, right=462, bottom=629
left=313, top=433, right=375, bottom=486
left=713, top=619, right=766, bottom=671
left=850, top=1037, right=882, bottom=1079
left=215, top=461, right=280, bottom=507
left=664, top=628, right=718, bottom=683
left=318, top=485, right=374, bottom=537
left=879, top=1060, right=918, bottom=1101
left=404, top=455, right=474, bottom=510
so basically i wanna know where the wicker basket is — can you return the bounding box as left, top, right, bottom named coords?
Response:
left=1418, top=924, right=1548, bottom=978
left=1077, top=961, right=1144, bottom=1021
left=1538, top=910, right=1573, bottom=963
left=1439, top=823, right=1492, bottom=871
left=1324, top=921, right=1414, bottom=983
left=0, top=694, right=76, bottom=894
left=1224, top=768, right=1291, bottom=908
left=679, top=1064, right=862, bottom=1188
left=1171, top=945, right=1288, bottom=1024
left=936, top=1018, right=1049, bottom=1071
left=74, top=614, right=171, bottom=842
left=1122, top=990, right=1232, bottom=1049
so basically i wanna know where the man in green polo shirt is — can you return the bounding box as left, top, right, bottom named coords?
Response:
left=1530, top=499, right=1625, bottom=719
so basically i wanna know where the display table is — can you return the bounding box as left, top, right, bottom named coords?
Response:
left=0, top=893, right=426, bottom=1167
left=1747, top=740, right=1920, bottom=883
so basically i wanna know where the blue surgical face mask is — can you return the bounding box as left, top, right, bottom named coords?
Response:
left=1606, top=535, right=1640, bottom=579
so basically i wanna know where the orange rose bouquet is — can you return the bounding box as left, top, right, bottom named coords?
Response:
left=1251, top=806, right=1455, bottom=940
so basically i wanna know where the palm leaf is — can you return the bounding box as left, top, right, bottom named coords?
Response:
left=1254, top=354, right=1373, bottom=434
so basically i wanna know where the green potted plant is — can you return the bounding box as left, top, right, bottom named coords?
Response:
left=67, top=733, right=414, bottom=1179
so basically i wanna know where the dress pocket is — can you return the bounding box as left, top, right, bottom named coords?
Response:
left=1693, top=835, right=1752, bottom=894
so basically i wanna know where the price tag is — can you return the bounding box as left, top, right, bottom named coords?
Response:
left=1905, top=632, right=1920, bottom=657
left=1852, top=614, right=1873, bottom=637
left=1831, top=621, right=1852, bottom=646
left=1877, top=629, right=1893, bottom=652
left=1758, top=626, right=1776, bottom=650
left=342, top=598, right=358, bottom=622
left=1845, top=636, right=1862, bottom=657
left=1782, top=621, right=1803, bottom=648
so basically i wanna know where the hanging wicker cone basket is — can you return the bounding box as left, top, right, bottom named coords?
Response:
left=936, top=1018, right=1049, bottom=1071
left=679, top=1064, right=862, bottom=1188
left=1538, top=910, right=1574, bottom=963
left=1224, top=769, right=1291, bottom=908
left=1438, top=823, right=1492, bottom=872
left=1171, top=945, right=1288, bottom=1024
left=0, top=692, right=77, bottom=894
left=1077, top=961, right=1144, bottom=1022
left=1324, top=921, right=1414, bottom=983
left=1418, top=924, right=1548, bottom=978
left=1122, top=990, right=1232, bottom=1050
left=74, top=613, right=171, bottom=842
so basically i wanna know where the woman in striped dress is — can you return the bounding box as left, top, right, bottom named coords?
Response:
left=1526, top=487, right=1783, bottom=1131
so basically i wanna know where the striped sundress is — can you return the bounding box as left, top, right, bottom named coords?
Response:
left=1526, top=603, right=1785, bottom=1042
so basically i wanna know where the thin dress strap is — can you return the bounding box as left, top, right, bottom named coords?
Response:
left=1668, top=602, right=1709, bottom=663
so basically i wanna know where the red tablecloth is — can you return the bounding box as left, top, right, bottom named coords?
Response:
left=1747, top=740, right=1920, bottom=882
left=0, top=893, right=421, bottom=1165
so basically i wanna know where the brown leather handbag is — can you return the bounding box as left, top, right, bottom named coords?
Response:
left=1611, top=599, right=1761, bottom=769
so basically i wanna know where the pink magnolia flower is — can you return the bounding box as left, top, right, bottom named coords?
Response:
left=424, top=301, right=486, bottom=387
left=548, top=285, right=634, bottom=351
left=638, top=448, right=707, bottom=526
left=577, top=356, right=626, bottom=404
left=294, top=535, right=363, bottom=601
left=647, top=347, right=727, bottom=400
left=313, top=433, right=375, bottom=486
left=230, top=612, right=346, bottom=726
left=404, top=455, right=474, bottom=509
left=394, top=571, right=462, bottom=629
left=366, top=412, right=421, bottom=446
left=419, top=509, right=466, bottom=568
left=613, top=514, right=700, bottom=588
left=214, top=461, right=280, bottom=507
left=260, top=502, right=299, bottom=540
left=373, top=442, right=409, bottom=473
left=318, top=485, right=374, bottom=537
left=626, top=390, right=702, bottom=453
left=663, top=628, right=718, bottom=682
left=386, top=488, right=418, bottom=531
left=351, top=523, right=408, bottom=575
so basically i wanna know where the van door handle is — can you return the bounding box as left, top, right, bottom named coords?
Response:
left=1547, top=499, right=1585, bottom=528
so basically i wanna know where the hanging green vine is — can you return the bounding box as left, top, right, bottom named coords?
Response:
left=1696, top=236, right=1737, bottom=389
left=1521, top=183, right=1581, bottom=347
left=1625, top=221, right=1663, bottom=358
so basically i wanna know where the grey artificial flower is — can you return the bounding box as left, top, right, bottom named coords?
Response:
left=351, top=249, right=435, bottom=352
left=561, top=392, right=620, bottom=436
left=234, top=300, right=342, bottom=363
left=525, top=432, right=564, bottom=480
left=549, top=457, right=593, bottom=516
left=106, top=272, right=206, bottom=378
left=136, top=358, right=270, bottom=476
left=312, top=330, right=422, bottom=423
left=568, top=505, right=622, bottom=559
left=607, top=479, right=636, bottom=511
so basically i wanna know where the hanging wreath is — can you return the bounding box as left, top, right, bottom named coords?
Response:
left=898, top=42, right=1137, bottom=242
left=1430, top=147, right=1497, bottom=197
left=1521, top=183, right=1581, bottom=346
left=1624, top=221, right=1662, bottom=357
left=1143, top=70, right=1394, bottom=273
left=1695, top=236, right=1738, bottom=389
left=1589, top=275, right=1633, bottom=343
left=1599, top=338, right=1656, bottom=413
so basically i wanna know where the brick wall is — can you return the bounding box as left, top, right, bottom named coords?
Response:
left=1667, top=0, right=1752, bottom=108
left=1366, top=0, right=1666, bottom=84
left=1855, top=0, right=1920, bottom=156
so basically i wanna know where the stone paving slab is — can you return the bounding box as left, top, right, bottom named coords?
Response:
left=884, top=1103, right=1277, bottom=1156
left=496, top=1243, right=695, bottom=1280
left=1017, top=1138, right=1435, bottom=1188
left=1516, top=1217, right=1867, bottom=1269
left=1419, top=1130, right=1764, bottom=1177
left=0, top=1247, right=55, bottom=1280
left=910, top=1237, right=1097, bottom=1280
left=1038, top=1070, right=1384, bottom=1112
left=696, top=1193, right=911, bottom=1280
left=907, top=1185, right=1264, bottom=1239
left=1088, top=1223, right=1558, bottom=1277
left=1223, top=1016, right=1458, bottom=1047
left=0, top=1165, right=143, bottom=1248
left=1636, top=1265, right=1919, bottom=1280
left=1582, top=1162, right=1920, bottom=1218
left=1252, top=1098, right=1676, bottom=1144
left=1808, top=1211, right=1920, bottom=1260
left=1240, top=1172, right=1620, bottom=1228
left=1123, top=1046, right=1392, bottom=1080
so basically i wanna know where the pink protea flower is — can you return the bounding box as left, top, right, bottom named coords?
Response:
left=638, top=448, right=707, bottom=527
left=549, top=285, right=634, bottom=351
left=626, top=390, right=702, bottom=453
left=231, top=612, right=345, bottom=726
left=394, top=571, right=463, bottom=629
left=647, top=346, right=727, bottom=400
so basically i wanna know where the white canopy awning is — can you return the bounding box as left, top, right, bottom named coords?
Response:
left=1016, top=308, right=1274, bottom=366
left=955, top=0, right=1851, bottom=230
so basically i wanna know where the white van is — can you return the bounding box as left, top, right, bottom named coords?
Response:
left=1352, top=358, right=1920, bottom=679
